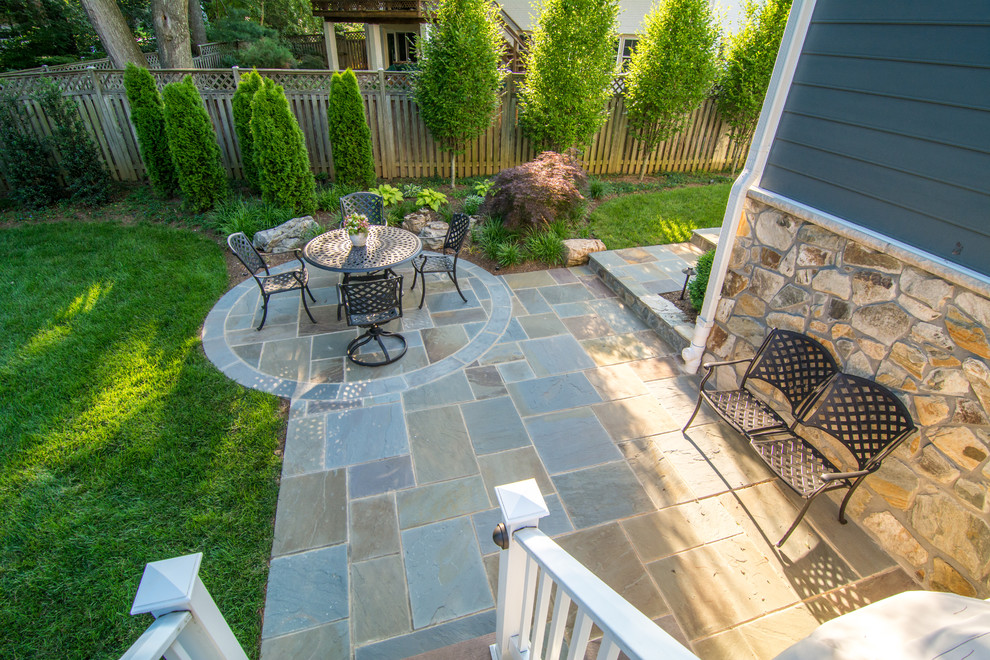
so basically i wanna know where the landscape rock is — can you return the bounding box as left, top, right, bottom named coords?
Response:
left=402, top=209, right=434, bottom=235
left=252, top=215, right=320, bottom=253
left=561, top=238, right=606, bottom=266
left=419, top=221, right=450, bottom=251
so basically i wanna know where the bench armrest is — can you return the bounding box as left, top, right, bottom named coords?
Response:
left=820, top=469, right=871, bottom=483
left=701, top=357, right=752, bottom=371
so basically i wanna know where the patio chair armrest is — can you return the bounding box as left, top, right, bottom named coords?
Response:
left=293, top=249, right=307, bottom=270
left=820, top=469, right=871, bottom=483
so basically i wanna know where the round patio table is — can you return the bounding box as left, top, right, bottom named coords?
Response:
left=303, top=225, right=422, bottom=274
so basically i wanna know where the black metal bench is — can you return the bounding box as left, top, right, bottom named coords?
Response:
left=684, top=329, right=917, bottom=546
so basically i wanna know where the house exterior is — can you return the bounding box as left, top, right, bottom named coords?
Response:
left=310, top=0, right=747, bottom=72
left=686, top=0, right=990, bottom=596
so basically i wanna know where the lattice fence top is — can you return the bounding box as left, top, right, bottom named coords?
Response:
left=263, top=72, right=333, bottom=92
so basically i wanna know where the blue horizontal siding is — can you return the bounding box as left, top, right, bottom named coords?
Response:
left=761, top=0, right=990, bottom=275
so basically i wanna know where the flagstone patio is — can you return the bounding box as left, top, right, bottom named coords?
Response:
left=201, top=246, right=918, bottom=660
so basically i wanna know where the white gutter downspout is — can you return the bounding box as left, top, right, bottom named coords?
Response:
left=682, top=0, right=820, bottom=373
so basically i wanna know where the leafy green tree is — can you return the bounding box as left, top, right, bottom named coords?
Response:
left=33, top=78, right=113, bottom=205
left=327, top=69, right=376, bottom=188
left=625, top=0, right=720, bottom=180
left=251, top=78, right=317, bottom=214
left=414, top=0, right=505, bottom=187
left=518, top=0, right=619, bottom=151
left=717, top=0, right=792, bottom=169
left=232, top=68, right=263, bottom=190
left=161, top=75, right=228, bottom=211
left=124, top=63, right=178, bottom=197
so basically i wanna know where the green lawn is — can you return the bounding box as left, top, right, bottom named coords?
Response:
left=0, top=221, right=282, bottom=659
left=586, top=182, right=732, bottom=249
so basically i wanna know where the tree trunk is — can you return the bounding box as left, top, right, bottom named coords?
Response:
left=450, top=152, right=456, bottom=188
left=153, top=0, right=194, bottom=69
left=79, top=0, right=147, bottom=68
left=638, top=155, right=649, bottom=181
left=188, top=0, right=207, bottom=56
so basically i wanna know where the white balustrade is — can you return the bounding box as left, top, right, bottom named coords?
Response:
left=119, top=553, right=248, bottom=660
left=491, top=479, right=699, bottom=660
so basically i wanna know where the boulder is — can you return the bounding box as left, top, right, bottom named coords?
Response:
left=252, top=215, right=320, bottom=253
left=561, top=238, right=606, bottom=266
left=420, top=220, right=450, bottom=251
left=402, top=209, right=434, bottom=235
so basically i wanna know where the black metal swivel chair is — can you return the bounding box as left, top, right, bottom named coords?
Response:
left=339, top=192, right=386, bottom=227
left=410, top=212, right=470, bottom=309
left=227, top=232, right=317, bottom=331
left=338, top=274, right=406, bottom=366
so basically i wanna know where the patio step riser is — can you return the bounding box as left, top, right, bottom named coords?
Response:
left=587, top=254, right=693, bottom=353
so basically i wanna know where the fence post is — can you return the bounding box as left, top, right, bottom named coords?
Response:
left=491, top=479, right=550, bottom=660
left=129, top=552, right=248, bottom=660
left=231, top=65, right=241, bottom=85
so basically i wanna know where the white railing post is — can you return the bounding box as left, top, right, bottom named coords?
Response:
left=128, top=553, right=248, bottom=660
left=491, top=479, right=550, bottom=660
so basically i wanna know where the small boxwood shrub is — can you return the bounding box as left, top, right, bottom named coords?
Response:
left=124, top=63, right=178, bottom=198
left=250, top=78, right=317, bottom=215
left=161, top=75, right=229, bottom=212
left=232, top=69, right=263, bottom=190
left=481, top=151, right=587, bottom=228
left=327, top=69, right=376, bottom=187
left=688, top=249, right=715, bottom=311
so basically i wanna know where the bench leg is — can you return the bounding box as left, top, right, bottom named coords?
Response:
left=682, top=396, right=704, bottom=433
left=777, top=496, right=816, bottom=547
left=838, top=477, right=866, bottom=525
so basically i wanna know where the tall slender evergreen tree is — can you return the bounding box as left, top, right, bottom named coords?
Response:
left=232, top=68, right=263, bottom=190
left=625, top=0, right=720, bottom=180
left=327, top=69, right=376, bottom=187
left=161, top=75, right=228, bottom=211
left=519, top=0, right=619, bottom=151
left=414, top=0, right=505, bottom=187
left=124, top=63, right=178, bottom=197
left=251, top=78, right=316, bottom=214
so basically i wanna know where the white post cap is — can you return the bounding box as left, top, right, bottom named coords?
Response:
left=130, top=553, right=203, bottom=616
left=495, top=478, right=550, bottom=526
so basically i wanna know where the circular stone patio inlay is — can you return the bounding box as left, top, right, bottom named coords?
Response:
left=201, top=259, right=513, bottom=401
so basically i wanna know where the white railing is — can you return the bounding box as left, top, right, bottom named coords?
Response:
left=491, top=480, right=699, bottom=660
left=119, top=553, right=248, bottom=660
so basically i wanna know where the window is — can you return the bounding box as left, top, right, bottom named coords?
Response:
left=618, top=38, right=638, bottom=69
left=386, top=31, right=417, bottom=65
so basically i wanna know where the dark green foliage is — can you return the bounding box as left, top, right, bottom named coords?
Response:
left=207, top=197, right=292, bottom=239
left=463, top=194, right=484, bottom=215
left=161, top=75, right=228, bottom=212
left=717, top=0, right=792, bottom=149
left=625, top=0, right=719, bottom=178
left=327, top=69, right=376, bottom=187
left=315, top=182, right=361, bottom=212
left=519, top=0, right=620, bottom=150
left=689, top=248, right=715, bottom=311
left=33, top=79, right=113, bottom=206
left=414, top=0, right=504, bottom=184
left=250, top=78, right=316, bottom=214
left=0, top=93, right=60, bottom=208
left=524, top=226, right=565, bottom=265
left=123, top=64, right=178, bottom=197
left=232, top=69, right=263, bottom=190
left=495, top=241, right=524, bottom=267
left=480, top=152, right=587, bottom=228
left=206, top=9, right=281, bottom=42
left=239, top=37, right=297, bottom=69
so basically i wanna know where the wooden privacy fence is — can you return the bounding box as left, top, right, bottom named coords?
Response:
left=0, top=68, right=749, bottom=189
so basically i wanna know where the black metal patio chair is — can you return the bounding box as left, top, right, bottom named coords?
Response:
left=410, top=212, right=470, bottom=309
left=338, top=274, right=406, bottom=366
left=339, top=192, right=386, bottom=228
left=227, top=232, right=317, bottom=331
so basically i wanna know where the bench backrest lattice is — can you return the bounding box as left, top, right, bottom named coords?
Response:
left=743, top=328, right=839, bottom=416
left=802, top=372, right=917, bottom=471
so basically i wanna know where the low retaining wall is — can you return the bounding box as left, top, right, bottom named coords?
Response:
left=705, top=190, right=990, bottom=597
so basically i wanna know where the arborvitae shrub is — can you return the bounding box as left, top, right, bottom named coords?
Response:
left=34, top=78, right=113, bottom=205
left=327, top=69, right=376, bottom=188
left=161, top=75, right=228, bottom=212
left=480, top=152, right=587, bottom=228
left=0, top=92, right=60, bottom=208
left=689, top=248, right=715, bottom=311
left=123, top=63, right=178, bottom=197
left=250, top=78, right=316, bottom=215
left=232, top=68, right=263, bottom=190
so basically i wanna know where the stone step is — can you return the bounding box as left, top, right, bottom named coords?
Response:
left=587, top=244, right=701, bottom=354
left=691, top=227, right=720, bottom=252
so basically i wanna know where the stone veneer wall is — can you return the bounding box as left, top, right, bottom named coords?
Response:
left=704, top=191, right=990, bottom=597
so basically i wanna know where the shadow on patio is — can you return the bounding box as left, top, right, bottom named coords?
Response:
left=201, top=250, right=917, bottom=660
